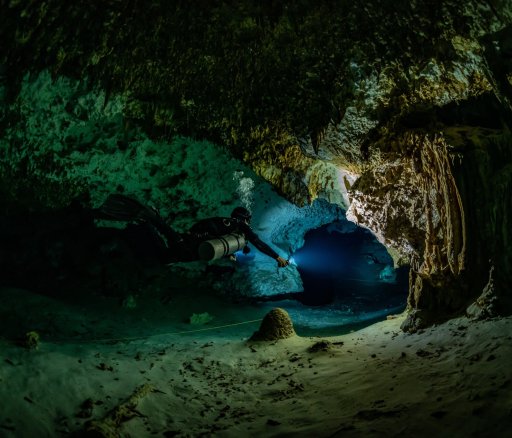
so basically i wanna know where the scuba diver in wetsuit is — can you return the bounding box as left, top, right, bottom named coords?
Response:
left=96, top=194, right=289, bottom=268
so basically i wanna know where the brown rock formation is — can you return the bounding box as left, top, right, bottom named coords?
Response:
left=347, top=132, right=468, bottom=327
left=250, top=308, right=296, bottom=341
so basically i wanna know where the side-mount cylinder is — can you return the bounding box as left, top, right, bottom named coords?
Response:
left=198, top=233, right=247, bottom=261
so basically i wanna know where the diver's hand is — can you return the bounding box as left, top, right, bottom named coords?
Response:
left=276, top=256, right=289, bottom=268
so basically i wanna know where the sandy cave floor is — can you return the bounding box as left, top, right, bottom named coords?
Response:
left=0, top=285, right=511, bottom=438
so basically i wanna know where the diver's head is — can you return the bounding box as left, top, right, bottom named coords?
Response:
left=231, top=206, right=252, bottom=224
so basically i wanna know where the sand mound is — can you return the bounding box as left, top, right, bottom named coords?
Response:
left=250, top=307, right=296, bottom=341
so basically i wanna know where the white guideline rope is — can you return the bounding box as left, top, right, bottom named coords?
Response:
left=51, top=318, right=263, bottom=344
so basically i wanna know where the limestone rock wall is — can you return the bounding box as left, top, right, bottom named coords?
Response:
left=346, top=133, right=469, bottom=324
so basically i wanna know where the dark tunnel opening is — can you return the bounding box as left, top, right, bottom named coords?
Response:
left=255, top=220, right=410, bottom=334
left=293, top=222, right=409, bottom=311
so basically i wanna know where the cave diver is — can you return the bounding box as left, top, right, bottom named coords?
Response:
left=95, top=194, right=290, bottom=268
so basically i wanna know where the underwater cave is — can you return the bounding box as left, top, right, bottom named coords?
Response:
left=294, top=222, right=408, bottom=310
left=1, top=1, right=512, bottom=437
left=255, top=220, right=410, bottom=335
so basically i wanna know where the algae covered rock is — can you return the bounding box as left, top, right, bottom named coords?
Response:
left=250, top=308, right=296, bottom=341
left=189, top=312, right=214, bottom=325
left=22, top=331, right=40, bottom=350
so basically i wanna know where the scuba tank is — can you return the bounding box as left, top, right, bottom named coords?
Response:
left=198, top=233, right=246, bottom=261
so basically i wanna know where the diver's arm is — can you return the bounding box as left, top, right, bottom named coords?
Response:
left=275, top=256, right=289, bottom=267
left=243, top=225, right=289, bottom=267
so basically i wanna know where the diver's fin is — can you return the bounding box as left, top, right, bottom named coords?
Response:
left=98, top=194, right=159, bottom=222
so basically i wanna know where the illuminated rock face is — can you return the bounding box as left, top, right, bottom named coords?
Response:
left=338, top=115, right=510, bottom=330
left=346, top=134, right=469, bottom=328
left=320, top=109, right=510, bottom=330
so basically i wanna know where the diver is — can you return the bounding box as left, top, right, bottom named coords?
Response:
left=96, top=194, right=290, bottom=268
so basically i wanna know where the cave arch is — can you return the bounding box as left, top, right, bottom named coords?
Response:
left=256, top=219, right=410, bottom=335
left=293, top=222, right=409, bottom=310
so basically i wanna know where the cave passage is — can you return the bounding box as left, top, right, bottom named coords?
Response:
left=294, top=223, right=409, bottom=309
left=259, top=221, right=410, bottom=335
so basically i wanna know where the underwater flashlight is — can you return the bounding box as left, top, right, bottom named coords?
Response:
left=288, top=256, right=297, bottom=266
